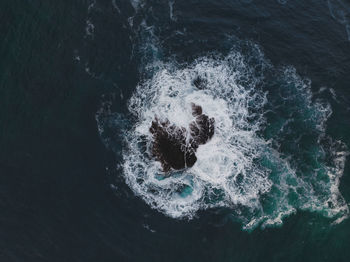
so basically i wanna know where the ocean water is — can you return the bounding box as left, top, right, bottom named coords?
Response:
left=1, top=0, right=350, bottom=261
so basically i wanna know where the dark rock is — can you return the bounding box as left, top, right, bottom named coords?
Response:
left=191, top=103, right=202, bottom=116
left=149, top=104, right=215, bottom=173
left=149, top=118, right=196, bottom=172
left=189, top=103, right=215, bottom=145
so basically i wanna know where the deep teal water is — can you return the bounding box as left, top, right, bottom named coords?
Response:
left=1, top=0, right=350, bottom=261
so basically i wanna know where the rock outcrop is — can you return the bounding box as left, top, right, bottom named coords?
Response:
left=149, top=103, right=215, bottom=172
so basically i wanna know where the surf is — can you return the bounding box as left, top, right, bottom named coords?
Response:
left=96, top=42, right=348, bottom=229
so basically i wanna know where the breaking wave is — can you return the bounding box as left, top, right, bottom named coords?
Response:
left=96, top=42, right=349, bottom=229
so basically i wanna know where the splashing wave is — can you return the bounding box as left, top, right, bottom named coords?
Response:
left=97, top=45, right=348, bottom=229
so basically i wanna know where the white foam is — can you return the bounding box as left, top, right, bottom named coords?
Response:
left=97, top=42, right=349, bottom=229
left=169, top=1, right=177, bottom=21
left=87, top=0, right=350, bottom=230
left=120, top=51, right=348, bottom=229
left=123, top=53, right=273, bottom=221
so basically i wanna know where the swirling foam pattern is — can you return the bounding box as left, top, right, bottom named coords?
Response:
left=97, top=47, right=348, bottom=229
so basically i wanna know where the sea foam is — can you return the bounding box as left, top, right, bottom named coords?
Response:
left=97, top=47, right=349, bottom=229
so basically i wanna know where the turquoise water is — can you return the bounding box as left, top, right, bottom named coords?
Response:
left=1, top=0, right=350, bottom=261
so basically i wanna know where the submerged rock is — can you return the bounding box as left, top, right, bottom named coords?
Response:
left=149, top=104, right=215, bottom=172
left=192, top=76, right=207, bottom=90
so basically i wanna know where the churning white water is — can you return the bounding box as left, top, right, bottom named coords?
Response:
left=96, top=50, right=349, bottom=229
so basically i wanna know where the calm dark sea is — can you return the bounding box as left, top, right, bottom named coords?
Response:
left=1, top=0, right=350, bottom=261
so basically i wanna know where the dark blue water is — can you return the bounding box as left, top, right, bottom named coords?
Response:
left=1, top=0, right=350, bottom=261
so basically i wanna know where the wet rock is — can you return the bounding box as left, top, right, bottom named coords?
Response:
left=191, top=103, right=203, bottom=116
left=149, top=104, right=215, bottom=172
left=189, top=103, right=215, bottom=145
left=149, top=118, right=197, bottom=172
